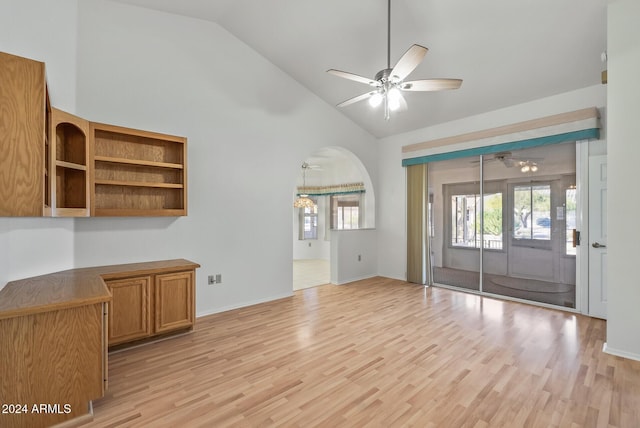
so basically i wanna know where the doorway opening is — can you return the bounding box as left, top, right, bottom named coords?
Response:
left=292, top=147, right=375, bottom=290
left=429, top=142, right=579, bottom=308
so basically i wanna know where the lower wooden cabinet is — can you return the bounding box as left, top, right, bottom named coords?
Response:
left=155, top=271, right=194, bottom=334
left=0, top=302, right=107, bottom=427
left=105, top=269, right=195, bottom=347
left=0, top=259, right=198, bottom=427
left=106, top=276, right=151, bottom=345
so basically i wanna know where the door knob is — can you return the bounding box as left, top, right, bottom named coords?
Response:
left=592, top=242, right=607, bottom=248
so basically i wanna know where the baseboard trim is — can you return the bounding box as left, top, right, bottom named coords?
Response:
left=603, top=342, right=640, bottom=362
left=196, top=291, right=293, bottom=319
left=335, top=274, right=378, bottom=285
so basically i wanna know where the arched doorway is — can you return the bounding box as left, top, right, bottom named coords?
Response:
left=292, top=147, right=375, bottom=290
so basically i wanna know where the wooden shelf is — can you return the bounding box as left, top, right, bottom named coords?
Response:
left=2, top=51, right=188, bottom=219
left=94, top=179, right=184, bottom=189
left=55, top=207, right=89, bottom=217
left=56, top=160, right=87, bottom=171
left=91, top=122, right=187, bottom=216
left=94, top=208, right=186, bottom=217
left=94, top=155, right=184, bottom=170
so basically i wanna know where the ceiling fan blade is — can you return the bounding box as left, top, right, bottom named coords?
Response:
left=400, top=78, right=463, bottom=91
left=327, top=69, right=380, bottom=86
left=390, top=44, right=428, bottom=82
left=336, top=92, right=374, bottom=108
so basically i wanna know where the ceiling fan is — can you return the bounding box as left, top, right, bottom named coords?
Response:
left=327, top=0, right=462, bottom=120
left=472, top=152, right=544, bottom=172
left=302, top=161, right=323, bottom=171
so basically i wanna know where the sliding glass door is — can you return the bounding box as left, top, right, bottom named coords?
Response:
left=429, top=155, right=481, bottom=292
left=429, top=142, right=577, bottom=308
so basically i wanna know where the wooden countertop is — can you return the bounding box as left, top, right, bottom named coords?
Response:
left=0, top=259, right=200, bottom=320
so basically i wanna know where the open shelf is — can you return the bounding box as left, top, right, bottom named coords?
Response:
left=94, top=179, right=184, bottom=189
left=56, top=160, right=87, bottom=171
left=55, top=165, right=87, bottom=210
left=93, top=184, right=184, bottom=216
left=94, top=155, right=183, bottom=170
left=56, top=122, right=86, bottom=166
left=50, top=108, right=90, bottom=217
left=90, top=122, right=187, bottom=216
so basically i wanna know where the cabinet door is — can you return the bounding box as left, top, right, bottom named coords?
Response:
left=155, top=271, right=194, bottom=334
left=0, top=51, right=46, bottom=216
left=106, top=276, right=151, bottom=345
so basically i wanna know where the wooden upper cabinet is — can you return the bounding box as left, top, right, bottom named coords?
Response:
left=1, top=50, right=188, bottom=217
left=0, top=51, right=48, bottom=216
left=90, top=122, right=188, bottom=216
left=51, top=108, right=90, bottom=217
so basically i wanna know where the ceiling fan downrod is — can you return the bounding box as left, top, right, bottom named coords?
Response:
left=387, top=0, right=391, bottom=70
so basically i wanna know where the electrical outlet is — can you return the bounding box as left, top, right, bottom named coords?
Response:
left=208, top=275, right=215, bottom=285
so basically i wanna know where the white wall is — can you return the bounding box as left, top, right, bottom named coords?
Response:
left=0, top=0, right=77, bottom=112
left=72, top=0, right=378, bottom=316
left=0, top=0, right=78, bottom=289
left=605, top=0, right=640, bottom=360
left=330, top=229, right=378, bottom=284
left=377, top=84, right=606, bottom=281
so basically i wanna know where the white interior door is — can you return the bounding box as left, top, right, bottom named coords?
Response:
left=588, top=155, right=607, bottom=318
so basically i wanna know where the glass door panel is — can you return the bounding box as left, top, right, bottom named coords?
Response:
left=481, top=143, right=577, bottom=308
left=428, top=156, right=481, bottom=292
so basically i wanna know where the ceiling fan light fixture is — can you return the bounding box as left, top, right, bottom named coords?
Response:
left=520, top=161, right=539, bottom=173
left=369, top=92, right=384, bottom=107
left=387, top=87, right=402, bottom=111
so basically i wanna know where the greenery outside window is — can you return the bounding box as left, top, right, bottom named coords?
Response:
left=450, top=192, right=503, bottom=250
left=513, top=184, right=551, bottom=241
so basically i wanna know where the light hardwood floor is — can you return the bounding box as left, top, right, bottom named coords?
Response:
left=86, top=277, right=640, bottom=427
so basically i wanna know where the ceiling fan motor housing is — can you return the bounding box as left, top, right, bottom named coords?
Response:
left=374, top=68, right=394, bottom=83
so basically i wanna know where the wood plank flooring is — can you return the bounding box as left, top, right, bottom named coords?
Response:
left=85, top=277, right=640, bottom=427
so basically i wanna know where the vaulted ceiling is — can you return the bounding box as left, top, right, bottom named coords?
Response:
left=113, top=0, right=607, bottom=138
